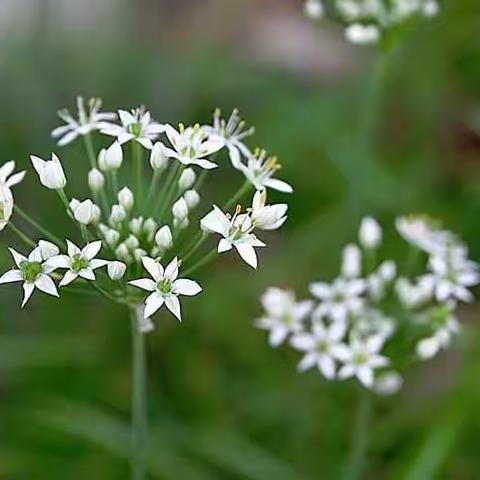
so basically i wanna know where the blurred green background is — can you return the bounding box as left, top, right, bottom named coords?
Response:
left=1, top=0, right=480, bottom=478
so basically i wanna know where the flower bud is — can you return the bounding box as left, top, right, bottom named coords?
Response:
left=359, top=217, right=382, bottom=249
left=173, top=216, right=189, bottom=230
left=172, top=197, right=188, bottom=220
left=118, top=186, right=134, bottom=211
left=110, top=204, right=126, bottom=224
left=178, top=168, right=196, bottom=191
left=91, top=204, right=101, bottom=224
left=88, top=168, right=105, bottom=191
left=134, top=248, right=148, bottom=262
left=104, top=141, right=123, bottom=170
left=143, top=218, right=157, bottom=236
left=184, top=189, right=200, bottom=209
left=30, top=153, right=66, bottom=190
left=341, top=244, right=361, bottom=278
left=74, top=199, right=97, bottom=225
left=155, top=225, right=173, bottom=250
left=125, top=234, right=140, bottom=251
left=105, top=228, right=120, bottom=247
left=416, top=337, right=440, bottom=360
left=108, top=261, right=126, bottom=281
left=304, top=0, right=323, bottom=19
left=115, top=243, right=130, bottom=262
left=150, top=142, right=168, bottom=170
left=373, top=372, right=403, bottom=396
left=98, top=148, right=108, bottom=172
left=129, top=217, right=144, bottom=235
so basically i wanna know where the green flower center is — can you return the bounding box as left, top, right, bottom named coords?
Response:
left=316, top=340, right=329, bottom=354
left=71, top=254, right=89, bottom=272
left=353, top=352, right=368, bottom=365
left=157, top=278, right=172, bottom=295
left=20, top=261, right=42, bottom=283
left=0, top=203, right=5, bottom=220
left=128, top=122, right=142, bottom=137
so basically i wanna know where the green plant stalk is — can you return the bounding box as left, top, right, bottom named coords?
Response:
left=83, top=133, right=97, bottom=170
left=344, top=389, right=373, bottom=480
left=183, top=247, right=217, bottom=276
left=13, top=205, right=63, bottom=245
left=132, top=142, right=143, bottom=208
left=222, top=180, right=251, bottom=211
left=130, top=306, right=147, bottom=480
left=156, top=164, right=183, bottom=222
left=8, top=222, right=36, bottom=247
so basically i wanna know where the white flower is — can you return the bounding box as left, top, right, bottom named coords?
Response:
left=0, top=160, right=26, bottom=190
left=73, top=199, right=99, bottom=225
left=255, top=288, right=312, bottom=347
left=129, top=257, right=202, bottom=320
left=236, top=149, right=293, bottom=193
left=416, top=312, right=459, bottom=360
left=0, top=243, right=59, bottom=307
left=178, top=168, right=196, bottom=191
left=336, top=336, right=389, bottom=388
left=88, top=168, right=105, bottom=191
left=304, top=0, right=324, bottom=19
left=203, top=108, right=254, bottom=168
left=52, top=97, right=117, bottom=147
left=250, top=190, right=288, bottom=231
left=184, top=189, right=200, bottom=209
left=367, top=260, right=397, bottom=301
left=103, top=141, right=123, bottom=171
left=359, top=217, right=382, bottom=249
left=30, top=153, right=67, bottom=190
left=150, top=142, right=169, bottom=170
left=373, top=371, right=403, bottom=396
left=291, top=320, right=347, bottom=379
left=341, top=244, right=361, bottom=279
left=155, top=225, right=173, bottom=250
left=310, top=277, right=365, bottom=322
left=102, top=106, right=165, bottom=149
left=46, top=240, right=108, bottom=286
left=108, top=261, right=127, bottom=281
left=423, top=0, right=439, bottom=17
left=163, top=124, right=223, bottom=170
left=172, top=197, right=189, bottom=220
left=395, top=275, right=434, bottom=308
left=345, top=24, right=380, bottom=44
left=201, top=205, right=265, bottom=269
left=118, top=186, right=134, bottom=211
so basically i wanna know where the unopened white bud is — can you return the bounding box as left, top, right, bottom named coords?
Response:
left=134, top=248, right=148, bottom=262
left=155, top=225, right=173, bottom=250
left=118, top=187, right=134, bottom=211
left=30, top=153, right=67, bottom=190
left=172, top=197, right=188, bottom=220
left=74, top=199, right=97, bottom=225
left=345, top=24, right=380, bottom=44
left=341, top=244, right=361, bottom=278
left=105, top=228, right=120, bottom=247
left=416, top=337, right=440, bottom=360
left=110, top=204, right=126, bottom=224
left=98, top=148, right=108, bottom=172
left=178, top=168, right=196, bottom=191
left=115, top=243, right=130, bottom=262
left=104, top=141, right=123, bottom=170
left=125, top=234, right=140, bottom=251
left=91, top=204, right=101, bottom=224
left=88, top=168, right=105, bottom=191
left=150, top=142, right=169, bottom=170
left=108, top=261, right=126, bottom=281
left=373, top=372, right=403, bottom=396
left=129, top=217, right=144, bottom=235
left=173, top=216, right=189, bottom=230
left=378, top=261, right=396, bottom=282
left=69, top=198, right=80, bottom=211
left=184, top=189, right=200, bottom=209
left=359, top=217, right=382, bottom=249
left=304, top=0, right=324, bottom=19
left=143, top=218, right=157, bottom=238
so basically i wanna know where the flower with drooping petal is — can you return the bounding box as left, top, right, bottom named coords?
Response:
left=46, top=240, right=109, bottom=286
left=52, top=96, right=117, bottom=146
left=101, top=106, right=165, bottom=149
left=203, top=108, right=254, bottom=168
left=0, top=242, right=59, bottom=307
left=255, top=288, right=313, bottom=347
left=336, top=335, right=389, bottom=388
left=291, top=320, right=348, bottom=379
left=236, top=148, right=293, bottom=193
left=250, top=190, right=288, bottom=231
left=163, top=124, right=223, bottom=170
left=30, top=153, right=66, bottom=190
left=129, top=257, right=202, bottom=320
left=200, top=204, right=265, bottom=269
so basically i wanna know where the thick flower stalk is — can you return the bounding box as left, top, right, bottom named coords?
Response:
left=304, top=0, right=439, bottom=45
left=0, top=98, right=291, bottom=479
left=256, top=215, right=478, bottom=395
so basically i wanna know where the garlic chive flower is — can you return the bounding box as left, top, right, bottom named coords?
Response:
left=30, top=153, right=67, bottom=190
left=102, top=106, right=165, bottom=149
left=256, top=216, right=478, bottom=394
left=52, top=96, right=117, bottom=147
left=0, top=160, right=26, bottom=231
left=129, top=257, right=202, bottom=321
left=46, top=240, right=108, bottom=286
left=250, top=190, right=288, bottom=230
left=0, top=242, right=59, bottom=307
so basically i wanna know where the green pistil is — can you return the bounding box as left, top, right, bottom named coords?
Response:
left=353, top=352, right=368, bottom=365
left=157, top=278, right=171, bottom=295
left=316, top=341, right=329, bottom=354
left=20, top=261, right=42, bottom=282
left=128, top=122, right=142, bottom=137
left=71, top=254, right=89, bottom=272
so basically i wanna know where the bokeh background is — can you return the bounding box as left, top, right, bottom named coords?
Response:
left=1, top=0, right=480, bottom=478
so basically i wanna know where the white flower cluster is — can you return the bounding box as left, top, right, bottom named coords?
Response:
left=0, top=98, right=291, bottom=332
left=304, top=0, right=439, bottom=44
left=256, top=215, right=478, bottom=394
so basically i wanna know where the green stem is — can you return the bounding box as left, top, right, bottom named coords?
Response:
left=147, top=169, right=162, bottom=205
left=132, top=142, right=143, bottom=208
left=130, top=306, right=148, bottom=480
left=13, top=205, right=63, bottom=245
left=223, top=180, right=251, bottom=211
left=180, top=231, right=208, bottom=263
left=111, top=171, right=119, bottom=198
left=344, top=389, right=373, bottom=480
left=83, top=133, right=97, bottom=170
left=8, top=223, right=36, bottom=247
left=57, top=189, right=72, bottom=218
left=183, top=247, right=217, bottom=276
left=156, top=163, right=183, bottom=222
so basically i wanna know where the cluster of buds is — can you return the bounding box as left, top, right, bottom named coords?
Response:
left=256, top=216, right=478, bottom=395
left=0, top=98, right=292, bottom=332
left=304, top=0, right=439, bottom=44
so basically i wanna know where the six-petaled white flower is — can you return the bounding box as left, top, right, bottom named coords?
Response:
left=129, top=257, right=202, bottom=320
left=30, top=153, right=67, bottom=190
left=52, top=96, right=117, bottom=146
left=0, top=241, right=59, bottom=307
left=46, top=240, right=109, bottom=286
left=250, top=190, right=288, bottom=231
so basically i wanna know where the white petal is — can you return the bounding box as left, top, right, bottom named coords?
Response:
left=141, top=257, right=164, bottom=281
left=8, top=248, right=27, bottom=268
left=337, top=364, right=355, bottom=380
left=309, top=282, right=331, bottom=299
left=0, top=269, right=23, bottom=284
left=38, top=240, right=59, bottom=260
left=195, top=159, right=218, bottom=170
left=45, top=255, right=71, bottom=269
left=234, top=243, right=258, bottom=269
left=0, top=161, right=15, bottom=181
left=218, top=238, right=232, bottom=253
left=298, top=353, right=317, bottom=372
left=59, top=270, right=79, bottom=286
left=28, top=247, right=43, bottom=263
left=89, top=259, right=109, bottom=270
left=144, top=292, right=165, bottom=318
left=164, top=257, right=179, bottom=281
left=357, top=367, right=374, bottom=388
left=173, top=278, right=202, bottom=296
left=79, top=269, right=96, bottom=281
left=82, top=240, right=102, bottom=260
left=318, top=356, right=336, bottom=379
left=165, top=295, right=181, bottom=321
left=66, top=240, right=81, bottom=257
left=269, top=327, right=289, bottom=347
left=290, top=334, right=316, bottom=351
left=200, top=205, right=230, bottom=235
left=35, top=274, right=59, bottom=297
left=5, top=171, right=26, bottom=188
left=22, top=282, right=35, bottom=307
left=262, top=178, right=293, bottom=193
left=129, top=278, right=157, bottom=292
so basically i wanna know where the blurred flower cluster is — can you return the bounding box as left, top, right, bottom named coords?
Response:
left=0, top=98, right=291, bottom=331
left=256, top=215, right=478, bottom=394
left=304, top=0, right=439, bottom=44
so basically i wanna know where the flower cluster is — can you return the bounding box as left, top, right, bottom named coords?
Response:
left=304, top=0, right=439, bottom=44
left=0, top=98, right=291, bottom=332
left=256, top=215, right=478, bottom=394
